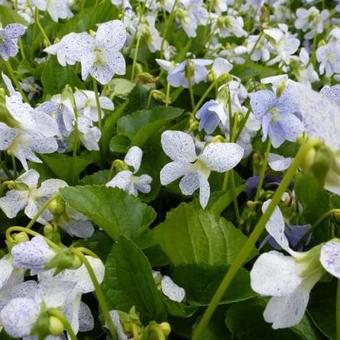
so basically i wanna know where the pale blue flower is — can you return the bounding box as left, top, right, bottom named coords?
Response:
left=250, top=86, right=304, bottom=148
left=166, top=59, right=212, bottom=88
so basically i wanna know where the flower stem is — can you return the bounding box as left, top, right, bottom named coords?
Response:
left=192, top=139, right=319, bottom=340
left=92, top=78, right=103, bottom=131
left=4, top=60, right=29, bottom=102
left=254, top=138, right=271, bottom=201
left=165, top=82, right=171, bottom=107
left=131, top=34, right=141, bottom=81
left=34, top=9, right=51, bottom=46
left=72, top=249, right=118, bottom=340
left=6, top=226, right=60, bottom=250
left=160, top=0, right=179, bottom=57
left=192, top=79, right=217, bottom=116
left=25, top=194, right=58, bottom=229
left=234, top=107, right=251, bottom=142
left=337, top=280, right=340, bottom=340
left=230, top=170, right=241, bottom=226
left=188, top=76, right=195, bottom=111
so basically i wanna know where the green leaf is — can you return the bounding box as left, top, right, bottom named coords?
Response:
left=309, top=281, right=336, bottom=339
left=295, top=174, right=331, bottom=243
left=125, top=84, right=150, bottom=112
left=41, top=153, right=93, bottom=184
left=102, top=236, right=167, bottom=323
left=153, top=203, right=257, bottom=266
left=232, top=61, right=279, bottom=81
left=173, top=264, right=255, bottom=306
left=80, top=170, right=110, bottom=185
left=117, top=106, right=183, bottom=147
left=109, top=135, right=130, bottom=153
left=0, top=5, right=27, bottom=25
left=41, top=57, right=83, bottom=96
left=60, top=186, right=156, bottom=240
left=208, top=185, right=245, bottom=216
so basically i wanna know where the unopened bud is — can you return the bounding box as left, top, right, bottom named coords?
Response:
left=48, top=316, right=64, bottom=336
left=210, top=135, right=225, bottom=143
left=159, top=322, right=171, bottom=336
left=13, top=232, right=29, bottom=243
left=49, top=196, right=65, bottom=216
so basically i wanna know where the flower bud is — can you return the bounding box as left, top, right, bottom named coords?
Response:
left=13, top=231, right=29, bottom=243
left=210, top=135, right=225, bottom=143
left=136, top=72, right=156, bottom=84
left=48, top=316, right=64, bottom=336
left=112, top=159, right=128, bottom=172
left=159, top=322, right=171, bottom=336
left=185, top=60, right=195, bottom=80
left=49, top=196, right=65, bottom=216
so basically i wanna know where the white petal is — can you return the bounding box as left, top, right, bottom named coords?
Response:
left=161, top=276, right=186, bottom=302
left=106, top=171, right=133, bottom=191
left=250, top=251, right=302, bottom=297
left=179, top=172, right=200, bottom=195
left=199, top=143, right=244, bottom=173
left=160, top=161, right=191, bottom=185
left=0, top=190, right=28, bottom=218
left=198, top=174, right=210, bottom=209
left=269, top=153, right=292, bottom=171
left=0, top=255, right=14, bottom=289
left=60, top=219, right=95, bottom=238
left=161, top=130, right=197, bottom=162
left=38, top=179, right=67, bottom=197
left=0, top=298, right=39, bottom=337
left=320, top=241, right=340, bottom=279
left=17, top=169, right=40, bottom=188
left=38, top=278, right=76, bottom=308
left=262, top=200, right=293, bottom=254
left=96, top=20, right=127, bottom=50
left=109, top=311, right=128, bottom=340
left=0, top=122, right=16, bottom=149
left=134, top=174, right=152, bottom=194
left=124, top=146, right=143, bottom=172
left=11, top=236, right=55, bottom=271
left=263, top=285, right=311, bottom=329
left=78, top=302, right=94, bottom=332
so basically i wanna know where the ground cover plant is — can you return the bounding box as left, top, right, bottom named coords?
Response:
left=0, top=0, right=339, bottom=339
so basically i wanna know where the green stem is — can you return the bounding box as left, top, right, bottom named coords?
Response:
left=230, top=171, right=241, bottom=226
left=147, top=90, right=153, bottom=109
left=34, top=9, right=51, bottom=46
left=188, top=76, right=195, bottom=111
left=25, top=194, right=58, bottom=229
left=234, top=107, right=251, bottom=142
left=4, top=61, right=28, bottom=102
left=248, top=32, right=263, bottom=61
left=6, top=226, right=60, bottom=250
left=11, top=154, right=17, bottom=178
left=192, top=139, right=319, bottom=340
left=254, top=138, right=271, bottom=201
left=337, top=280, right=340, bottom=340
left=92, top=78, right=103, bottom=131
left=131, top=34, right=141, bottom=81
left=165, top=82, right=171, bottom=107
left=192, top=79, right=217, bottom=116
left=72, top=249, right=118, bottom=340
left=160, top=0, right=179, bottom=56
left=222, top=171, right=230, bottom=191
left=48, top=309, right=78, bottom=340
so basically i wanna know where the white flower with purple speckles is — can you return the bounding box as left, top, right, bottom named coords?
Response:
left=32, top=0, right=73, bottom=22
left=0, top=24, right=26, bottom=61
left=160, top=131, right=243, bottom=208
left=106, top=146, right=152, bottom=196
left=250, top=200, right=324, bottom=329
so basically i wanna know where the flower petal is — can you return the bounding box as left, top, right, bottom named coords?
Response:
left=262, top=200, right=294, bottom=255
left=161, top=275, right=186, bottom=303
left=106, top=170, right=133, bottom=191
left=0, top=189, right=28, bottom=218
left=320, top=241, right=340, bottom=279
left=269, top=153, right=292, bottom=171
left=0, top=123, right=16, bottom=150
left=11, top=235, right=55, bottom=271
left=96, top=20, right=127, bottom=50
left=161, top=131, right=197, bottom=162
left=179, top=171, right=200, bottom=195
left=160, top=161, right=191, bottom=185
left=250, top=90, right=276, bottom=118
left=263, top=285, right=311, bottom=329
left=198, top=174, right=210, bottom=209
left=124, top=146, right=143, bottom=172
left=199, top=143, right=244, bottom=172
left=250, top=251, right=302, bottom=297
left=0, top=297, right=39, bottom=337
